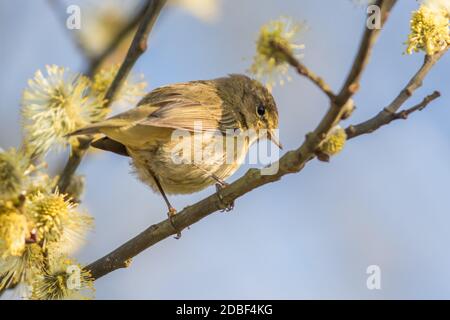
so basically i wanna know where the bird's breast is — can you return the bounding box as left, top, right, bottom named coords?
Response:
left=127, top=132, right=255, bottom=194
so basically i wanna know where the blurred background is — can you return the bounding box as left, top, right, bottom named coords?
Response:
left=1, top=0, right=450, bottom=299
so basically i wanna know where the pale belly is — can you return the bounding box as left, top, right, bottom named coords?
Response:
left=127, top=133, right=253, bottom=195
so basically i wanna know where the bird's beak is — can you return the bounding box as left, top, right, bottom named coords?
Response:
left=268, top=129, right=283, bottom=150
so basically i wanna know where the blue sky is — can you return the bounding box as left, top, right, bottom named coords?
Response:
left=1, top=0, right=450, bottom=299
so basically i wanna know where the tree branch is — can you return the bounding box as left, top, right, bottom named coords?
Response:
left=271, top=41, right=336, bottom=100
left=394, top=91, right=441, bottom=119
left=301, top=0, right=397, bottom=157
left=346, top=49, right=448, bottom=139
left=102, top=0, right=167, bottom=109
left=346, top=90, right=441, bottom=139
left=56, top=137, right=90, bottom=194
left=86, top=0, right=402, bottom=280
left=56, top=0, right=167, bottom=194
left=335, top=0, right=397, bottom=106
left=86, top=3, right=150, bottom=76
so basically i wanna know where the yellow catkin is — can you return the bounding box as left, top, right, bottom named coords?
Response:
left=249, top=17, right=304, bottom=90
left=0, top=211, right=28, bottom=258
left=406, top=4, right=450, bottom=55
left=320, top=126, right=347, bottom=156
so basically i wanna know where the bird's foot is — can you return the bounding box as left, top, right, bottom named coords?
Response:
left=168, top=207, right=182, bottom=239
left=215, top=183, right=234, bottom=212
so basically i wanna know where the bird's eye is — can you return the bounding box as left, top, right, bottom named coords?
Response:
left=257, top=104, right=266, bottom=117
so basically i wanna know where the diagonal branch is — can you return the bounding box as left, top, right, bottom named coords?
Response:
left=56, top=0, right=167, bottom=194
left=335, top=0, right=397, bottom=106
left=394, top=91, right=441, bottom=119
left=271, top=41, right=336, bottom=100
left=346, top=49, right=448, bottom=139
left=86, top=3, right=151, bottom=76
left=346, top=90, right=441, bottom=139
left=269, top=0, right=398, bottom=103
left=86, top=0, right=400, bottom=280
left=48, top=0, right=152, bottom=76
left=102, top=0, right=167, bottom=109
left=301, top=0, right=397, bottom=158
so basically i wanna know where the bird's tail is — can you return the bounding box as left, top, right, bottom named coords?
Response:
left=66, top=120, right=123, bottom=137
left=66, top=125, right=102, bottom=137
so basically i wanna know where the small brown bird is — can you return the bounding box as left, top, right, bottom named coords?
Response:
left=70, top=74, right=281, bottom=235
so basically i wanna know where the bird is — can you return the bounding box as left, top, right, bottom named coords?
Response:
left=69, top=74, right=281, bottom=236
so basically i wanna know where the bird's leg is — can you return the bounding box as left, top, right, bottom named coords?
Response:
left=150, top=171, right=182, bottom=239
left=192, top=164, right=234, bottom=212
left=214, top=178, right=234, bottom=212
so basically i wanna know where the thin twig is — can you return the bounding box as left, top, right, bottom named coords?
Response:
left=271, top=41, right=336, bottom=100
left=86, top=0, right=399, bottom=280
left=48, top=0, right=150, bottom=76
left=394, top=91, right=441, bottom=119
left=56, top=137, right=91, bottom=194
left=56, top=0, right=167, bottom=194
left=335, top=0, right=397, bottom=106
left=303, top=0, right=397, bottom=157
left=103, top=0, right=167, bottom=109
left=346, top=49, right=447, bottom=139
left=86, top=3, right=150, bottom=76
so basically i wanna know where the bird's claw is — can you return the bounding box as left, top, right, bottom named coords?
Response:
left=168, top=207, right=182, bottom=239
left=215, top=183, right=234, bottom=212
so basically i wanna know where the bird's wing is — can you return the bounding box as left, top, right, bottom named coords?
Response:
left=68, top=81, right=241, bottom=148
left=136, top=81, right=240, bottom=133
left=67, top=104, right=160, bottom=136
